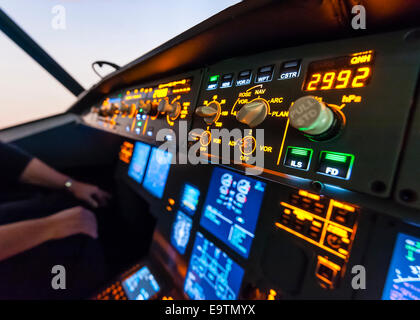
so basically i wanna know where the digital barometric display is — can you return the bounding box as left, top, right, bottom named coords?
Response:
left=122, top=266, right=160, bottom=300
left=200, top=167, right=266, bottom=258
left=382, top=233, right=420, bottom=300
left=184, top=232, right=244, bottom=300
left=302, top=51, right=374, bottom=91
left=171, top=211, right=193, bottom=254
left=180, top=184, right=200, bottom=216
left=142, top=147, right=173, bottom=199
left=127, top=142, right=151, bottom=183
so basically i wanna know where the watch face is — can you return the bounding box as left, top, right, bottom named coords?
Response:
left=65, top=181, right=72, bottom=188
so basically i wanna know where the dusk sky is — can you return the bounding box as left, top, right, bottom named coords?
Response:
left=0, top=0, right=240, bottom=129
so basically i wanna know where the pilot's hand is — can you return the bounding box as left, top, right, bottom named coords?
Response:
left=49, top=206, right=98, bottom=239
left=70, top=181, right=111, bottom=208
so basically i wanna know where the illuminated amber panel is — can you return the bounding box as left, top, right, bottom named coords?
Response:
left=275, top=190, right=359, bottom=260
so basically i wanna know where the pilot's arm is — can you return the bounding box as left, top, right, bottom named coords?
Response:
left=0, top=206, right=97, bottom=262
left=0, top=141, right=111, bottom=208
left=0, top=142, right=107, bottom=262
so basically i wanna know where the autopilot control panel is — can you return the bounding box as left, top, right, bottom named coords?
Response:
left=83, top=70, right=201, bottom=144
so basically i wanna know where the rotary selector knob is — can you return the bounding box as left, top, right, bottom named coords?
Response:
left=195, top=101, right=220, bottom=125
left=170, top=101, right=181, bottom=118
left=110, top=103, right=120, bottom=115
left=120, top=102, right=130, bottom=115
left=289, top=96, right=335, bottom=136
left=157, top=99, right=181, bottom=118
left=236, top=98, right=268, bottom=128
left=142, top=101, right=158, bottom=116
left=158, top=98, right=174, bottom=114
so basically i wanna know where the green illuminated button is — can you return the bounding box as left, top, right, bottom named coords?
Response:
left=207, top=75, right=219, bottom=90
left=284, top=146, right=313, bottom=171
left=318, top=151, right=354, bottom=180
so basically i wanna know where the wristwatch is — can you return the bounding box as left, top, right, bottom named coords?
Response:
left=64, top=179, right=73, bottom=190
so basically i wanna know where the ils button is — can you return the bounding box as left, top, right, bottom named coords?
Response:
left=284, top=147, right=313, bottom=171
left=317, top=151, right=354, bottom=180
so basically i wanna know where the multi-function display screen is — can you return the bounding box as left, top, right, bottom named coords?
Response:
left=122, top=266, right=160, bottom=300
left=171, top=211, right=193, bottom=254
left=382, top=233, right=420, bottom=300
left=200, top=167, right=266, bottom=258
left=127, top=142, right=151, bottom=183
left=180, top=184, right=200, bottom=216
left=184, top=232, right=244, bottom=300
left=303, top=51, right=374, bottom=91
left=142, top=147, right=173, bottom=199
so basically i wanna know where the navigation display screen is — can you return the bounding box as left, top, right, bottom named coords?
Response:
left=200, top=167, right=266, bottom=258
left=382, top=233, right=420, bottom=300
left=122, top=266, right=160, bottom=300
left=184, top=232, right=244, bottom=300
left=180, top=184, right=200, bottom=216
left=142, top=147, right=173, bottom=199
left=127, top=142, right=151, bottom=183
left=171, top=211, right=193, bottom=254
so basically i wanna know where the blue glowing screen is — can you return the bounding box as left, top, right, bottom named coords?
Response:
left=382, top=233, right=420, bottom=300
left=184, top=232, right=244, bottom=300
left=199, top=167, right=266, bottom=258
left=127, top=142, right=151, bottom=183
left=142, top=148, right=173, bottom=199
left=171, top=211, right=193, bottom=254
left=122, top=266, right=160, bottom=300
left=180, top=184, right=200, bottom=216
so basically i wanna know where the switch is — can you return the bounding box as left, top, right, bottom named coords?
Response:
left=315, top=256, right=342, bottom=290
left=220, top=73, right=234, bottom=88
left=317, top=151, right=354, bottom=180
left=207, top=75, right=219, bottom=90
left=284, top=146, right=313, bottom=171
left=220, top=73, right=233, bottom=88
left=236, top=70, right=252, bottom=86
left=255, top=65, right=274, bottom=83
left=278, top=60, right=301, bottom=80
left=146, top=127, right=154, bottom=137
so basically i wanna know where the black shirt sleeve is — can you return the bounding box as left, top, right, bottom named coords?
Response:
left=0, top=141, right=33, bottom=184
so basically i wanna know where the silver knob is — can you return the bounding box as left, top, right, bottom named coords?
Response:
left=195, top=101, right=220, bottom=124
left=236, top=98, right=268, bottom=128
left=289, top=96, right=334, bottom=135
left=158, top=99, right=174, bottom=114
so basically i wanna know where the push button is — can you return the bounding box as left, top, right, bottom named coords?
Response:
left=146, top=127, right=154, bottom=137
left=278, top=60, right=301, bottom=80
left=317, top=151, right=354, bottom=180
left=236, top=70, right=252, bottom=86
left=255, top=65, right=274, bottom=83
left=284, top=146, right=313, bottom=171
left=220, top=73, right=234, bottom=88
left=206, top=75, right=219, bottom=90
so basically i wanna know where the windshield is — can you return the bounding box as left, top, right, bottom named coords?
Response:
left=0, top=0, right=240, bottom=129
